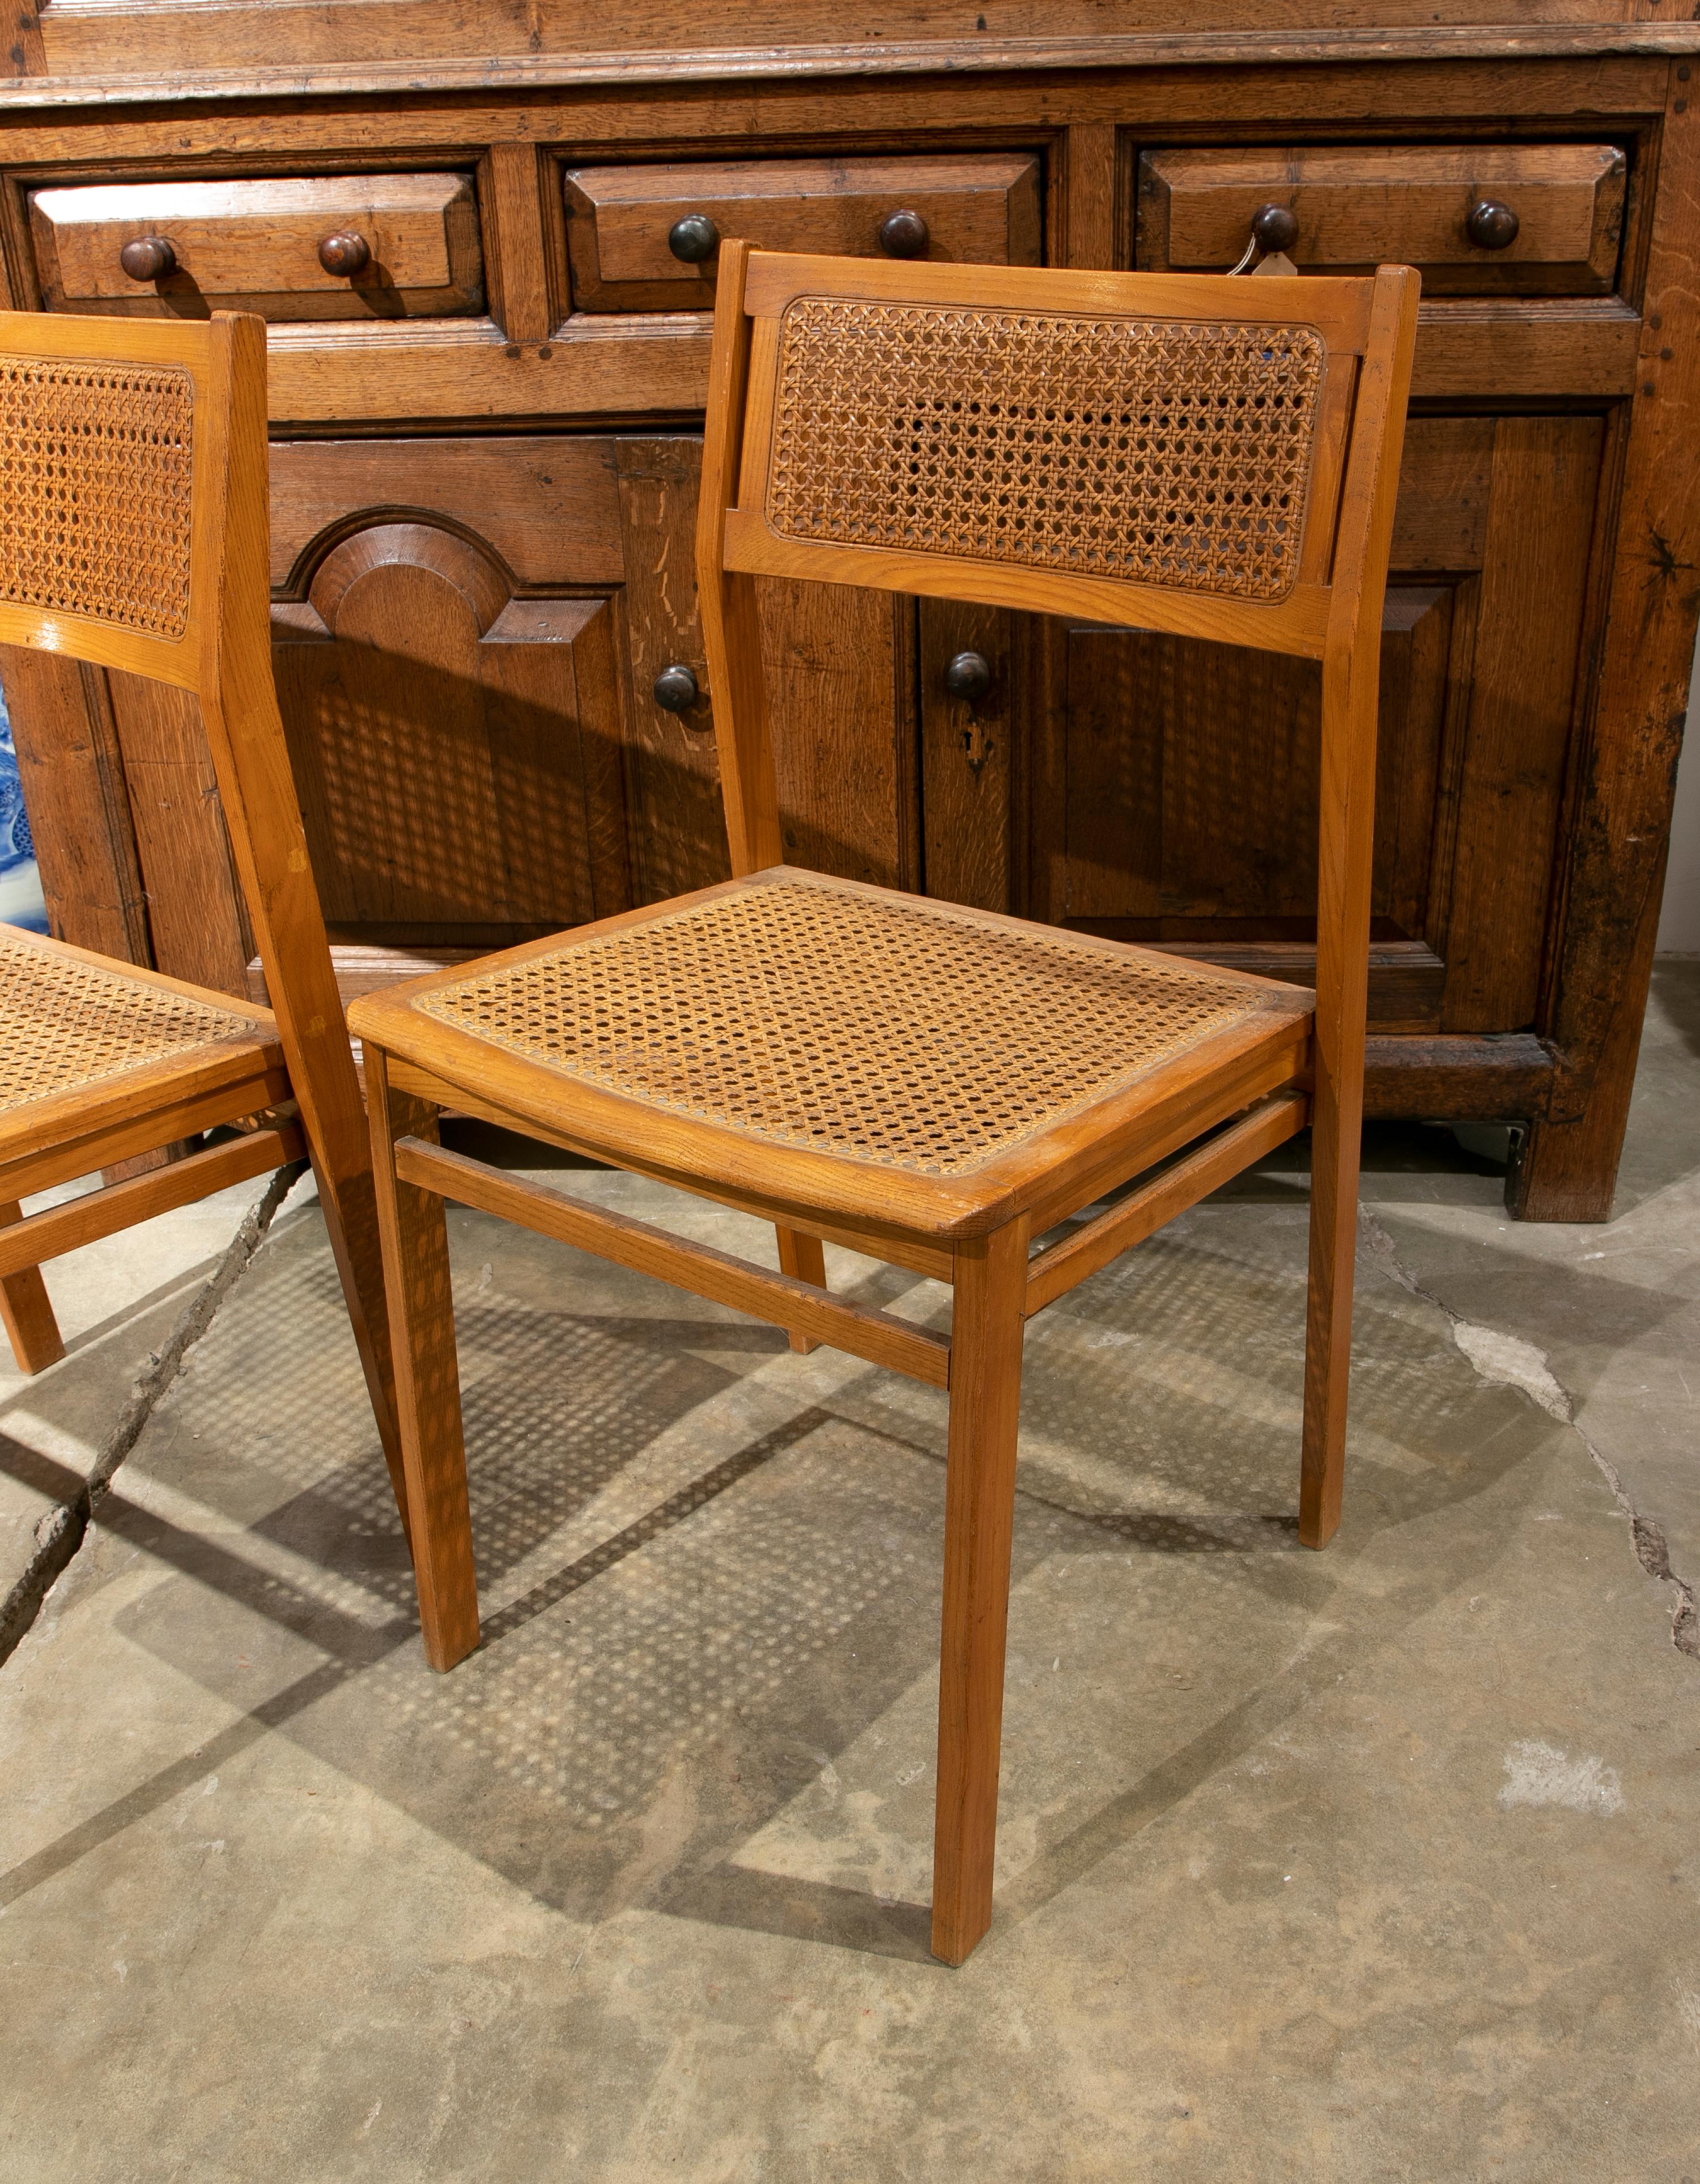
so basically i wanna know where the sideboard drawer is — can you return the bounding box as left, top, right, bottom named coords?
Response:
left=1136, top=145, right=1626, bottom=295
left=563, top=154, right=1042, bottom=311
left=28, top=174, right=484, bottom=320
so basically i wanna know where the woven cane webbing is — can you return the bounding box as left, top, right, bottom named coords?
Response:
left=0, top=929, right=259, bottom=1117
left=0, top=353, right=194, bottom=639
left=415, top=877, right=1286, bottom=1178
left=765, top=299, right=1326, bottom=604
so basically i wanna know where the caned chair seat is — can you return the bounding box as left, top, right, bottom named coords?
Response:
left=349, top=868, right=1315, bottom=1237
left=0, top=924, right=280, bottom=1155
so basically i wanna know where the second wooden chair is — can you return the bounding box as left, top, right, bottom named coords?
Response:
left=0, top=308, right=404, bottom=1525
left=350, top=248, right=1419, bottom=1965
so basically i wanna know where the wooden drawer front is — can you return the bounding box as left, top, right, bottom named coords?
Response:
left=563, top=154, right=1042, bottom=312
left=1137, top=146, right=1625, bottom=295
left=29, top=175, right=484, bottom=320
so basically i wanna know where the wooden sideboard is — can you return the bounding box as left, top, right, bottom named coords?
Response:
left=4, top=1, right=1698, bottom=1221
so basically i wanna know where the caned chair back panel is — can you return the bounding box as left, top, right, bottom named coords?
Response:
left=0, top=309, right=230, bottom=691
left=720, top=255, right=1390, bottom=663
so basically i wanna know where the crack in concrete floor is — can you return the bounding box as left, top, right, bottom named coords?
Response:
left=0, top=1160, right=304, bottom=1669
left=1359, top=1204, right=1700, bottom=1661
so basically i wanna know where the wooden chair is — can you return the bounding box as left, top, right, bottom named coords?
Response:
left=0, top=308, right=405, bottom=1527
left=350, top=249, right=1419, bottom=1966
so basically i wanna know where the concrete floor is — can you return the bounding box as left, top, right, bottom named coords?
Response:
left=2, top=970, right=1697, bottom=2182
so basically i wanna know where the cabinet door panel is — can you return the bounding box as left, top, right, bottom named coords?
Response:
left=759, top=579, right=919, bottom=891
left=917, top=597, right=1015, bottom=914
left=1437, top=415, right=1603, bottom=1030
left=615, top=437, right=731, bottom=904
left=1050, top=588, right=1451, bottom=938
left=273, top=522, right=628, bottom=942
left=1022, top=413, right=1601, bottom=1037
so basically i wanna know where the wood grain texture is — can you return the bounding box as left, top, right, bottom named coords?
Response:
left=775, top=1224, right=827, bottom=1355
left=614, top=436, right=733, bottom=902
left=24, top=3, right=1664, bottom=80
left=394, top=1131, right=953, bottom=1385
left=1302, top=264, right=1420, bottom=1550
left=104, top=670, right=253, bottom=997
left=269, top=435, right=623, bottom=591
left=1049, top=588, right=1450, bottom=966
left=565, top=152, right=1040, bottom=312
left=1138, top=143, right=1626, bottom=292
left=386, top=1053, right=958, bottom=1279
left=0, top=1066, right=290, bottom=1205
left=274, top=524, right=628, bottom=941
left=30, top=172, right=484, bottom=320
left=0, top=1120, right=303, bottom=1279
left=0, top=1201, right=63, bottom=1374
left=365, top=1052, right=477, bottom=1666
left=0, top=308, right=403, bottom=1506
left=932, top=1216, right=1029, bottom=1967
left=1025, top=1092, right=1308, bottom=1316
left=1439, top=417, right=1603, bottom=1032
left=919, top=599, right=1014, bottom=914
left=1362, top=1030, right=1553, bottom=1116
left=1514, top=60, right=1700, bottom=1218
left=481, top=141, right=551, bottom=343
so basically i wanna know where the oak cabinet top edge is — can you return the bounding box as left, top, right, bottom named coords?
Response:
left=3, top=24, right=1700, bottom=114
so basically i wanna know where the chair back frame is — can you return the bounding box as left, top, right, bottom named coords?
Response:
left=0, top=306, right=400, bottom=1488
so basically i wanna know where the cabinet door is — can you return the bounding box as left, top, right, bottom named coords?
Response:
left=1011, top=415, right=1602, bottom=1033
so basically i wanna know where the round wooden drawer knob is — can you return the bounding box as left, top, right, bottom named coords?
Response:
left=879, top=209, right=930, bottom=258
left=653, top=663, right=700, bottom=713
left=118, top=236, right=176, bottom=282
left=944, top=650, right=993, bottom=704
left=1466, top=198, right=1520, bottom=250
left=1251, top=203, right=1299, bottom=255
left=317, top=231, right=371, bottom=277
left=668, top=214, right=720, bottom=264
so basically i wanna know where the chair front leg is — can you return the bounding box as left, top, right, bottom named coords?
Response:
left=365, top=1048, right=481, bottom=1672
left=932, top=1216, right=1030, bottom=1967
left=0, top=1203, right=63, bottom=1375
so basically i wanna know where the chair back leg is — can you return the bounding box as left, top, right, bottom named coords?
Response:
left=775, top=1225, right=827, bottom=1353
left=931, top=1216, right=1029, bottom=1966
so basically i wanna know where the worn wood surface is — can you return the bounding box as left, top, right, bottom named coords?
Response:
left=18, top=5, right=1688, bottom=83
left=29, top=172, right=483, bottom=319
left=1138, top=143, right=1626, bottom=291
left=566, top=152, right=1039, bottom=311
left=1513, top=58, right=1700, bottom=1218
